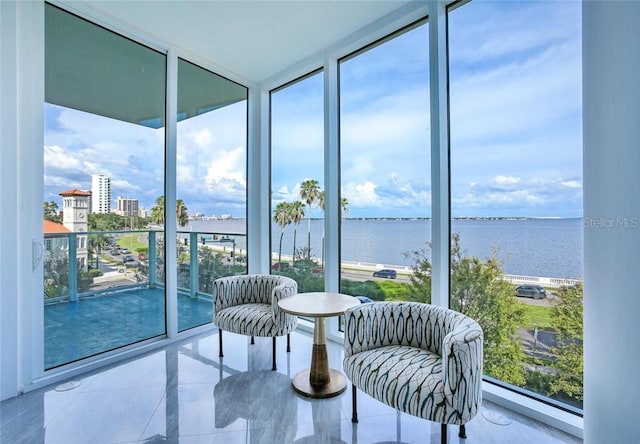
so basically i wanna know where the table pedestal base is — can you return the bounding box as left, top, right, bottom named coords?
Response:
left=292, top=368, right=347, bottom=399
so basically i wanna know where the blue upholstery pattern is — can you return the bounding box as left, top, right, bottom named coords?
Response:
left=213, top=274, right=298, bottom=338
left=343, top=301, right=483, bottom=426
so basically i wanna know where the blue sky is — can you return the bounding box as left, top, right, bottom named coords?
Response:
left=44, top=0, right=582, bottom=219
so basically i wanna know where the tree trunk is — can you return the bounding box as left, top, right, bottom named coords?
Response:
left=278, top=231, right=284, bottom=265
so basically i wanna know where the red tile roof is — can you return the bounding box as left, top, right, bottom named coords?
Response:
left=43, top=220, right=70, bottom=233
left=59, top=189, right=91, bottom=197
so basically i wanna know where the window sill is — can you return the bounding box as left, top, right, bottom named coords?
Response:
left=483, top=382, right=584, bottom=439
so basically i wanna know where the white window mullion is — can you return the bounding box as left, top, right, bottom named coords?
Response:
left=21, top=0, right=46, bottom=392
left=1, top=0, right=45, bottom=399
left=165, top=50, right=178, bottom=337
left=247, top=86, right=270, bottom=274
left=428, top=1, right=450, bottom=308
left=324, top=58, right=340, bottom=294
left=324, top=57, right=340, bottom=337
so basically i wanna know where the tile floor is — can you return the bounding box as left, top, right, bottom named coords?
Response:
left=1, top=328, right=583, bottom=444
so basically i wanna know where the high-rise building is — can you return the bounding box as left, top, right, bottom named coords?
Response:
left=116, top=196, right=139, bottom=217
left=91, top=174, right=111, bottom=214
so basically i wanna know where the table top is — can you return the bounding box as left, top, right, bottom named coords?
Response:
left=278, top=292, right=360, bottom=317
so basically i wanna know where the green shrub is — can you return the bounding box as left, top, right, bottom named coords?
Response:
left=377, top=280, right=412, bottom=301
left=340, top=280, right=385, bottom=300
left=86, top=268, right=103, bottom=278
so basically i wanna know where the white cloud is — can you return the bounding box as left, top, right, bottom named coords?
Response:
left=343, top=181, right=381, bottom=208
left=44, top=145, right=82, bottom=171
left=205, top=146, right=245, bottom=184
left=189, top=128, right=215, bottom=147
left=453, top=174, right=583, bottom=217
left=561, top=180, right=581, bottom=189
left=490, top=175, right=521, bottom=188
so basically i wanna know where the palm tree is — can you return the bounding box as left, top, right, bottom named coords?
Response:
left=341, top=196, right=349, bottom=216
left=317, top=190, right=349, bottom=216
left=289, top=201, right=305, bottom=263
left=317, top=191, right=349, bottom=267
left=150, top=196, right=189, bottom=227
left=273, top=201, right=292, bottom=267
left=88, top=234, right=109, bottom=269
left=150, top=196, right=165, bottom=225
left=299, top=179, right=320, bottom=260
left=176, top=199, right=189, bottom=227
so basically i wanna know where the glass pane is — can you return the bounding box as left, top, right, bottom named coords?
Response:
left=339, top=23, right=430, bottom=304
left=44, top=4, right=166, bottom=369
left=448, top=0, right=583, bottom=411
left=271, top=73, right=325, bottom=292
left=176, top=58, right=248, bottom=332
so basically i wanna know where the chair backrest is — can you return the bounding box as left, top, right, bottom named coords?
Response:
left=344, top=301, right=479, bottom=356
left=213, top=274, right=297, bottom=312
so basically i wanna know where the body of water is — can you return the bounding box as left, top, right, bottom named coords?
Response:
left=185, top=218, right=583, bottom=279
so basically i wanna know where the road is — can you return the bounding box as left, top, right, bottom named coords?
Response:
left=341, top=269, right=412, bottom=284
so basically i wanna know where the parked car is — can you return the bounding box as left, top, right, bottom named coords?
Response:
left=110, top=249, right=120, bottom=256
left=373, top=269, right=397, bottom=279
left=515, top=284, right=547, bottom=299
left=122, top=254, right=136, bottom=262
left=120, top=248, right=130, bottom=254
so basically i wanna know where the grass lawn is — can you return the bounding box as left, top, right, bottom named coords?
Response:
left=520, top=303, right=553, bottom=330
left=117, top=233, right=148, bottom=253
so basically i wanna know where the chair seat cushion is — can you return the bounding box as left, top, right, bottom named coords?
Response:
left=214, top=303, right=293, bottom=337
left=343, top=345, right=446, bottom=421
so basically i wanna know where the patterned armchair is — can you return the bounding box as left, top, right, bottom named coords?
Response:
left=343, top=301, right=483, bottom=444
left=213, top=274, right=298, bottom=371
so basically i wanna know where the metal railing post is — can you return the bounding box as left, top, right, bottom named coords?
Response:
left=149, top=231, right=158, bottom=287
left=68, top=233, right=78, bottom=302
left=189, top=232, right=199, bottom=298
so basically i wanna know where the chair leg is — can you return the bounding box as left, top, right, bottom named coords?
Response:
left=441, top=423, right=447, bottom=444
left=351, top=384, right=358, bottom=423
left=459, top=424, right=466, bottom=439
left=286, top=333, right=291, bottom=352
left=218, top=329, right=224, bottom=358
left=272, top=337, right=277, bottom=371
left=251, top=335, right=255, bottom=345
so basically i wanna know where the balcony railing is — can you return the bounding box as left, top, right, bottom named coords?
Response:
left=43, top=229, right=246, bottom=369
left=44, top=229, right=247, bottom=302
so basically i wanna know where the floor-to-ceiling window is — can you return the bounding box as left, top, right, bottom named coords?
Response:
left=176, top=59, right=248, bottom=332
left=270, top=72, right=325, bottom=292
left=339, top=21, right=431, bottom=302
left=448, top=0, right=583, bottom=411
left=44, top=4, right=166, bottom=368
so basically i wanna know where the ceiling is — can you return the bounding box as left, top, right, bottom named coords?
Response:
left=74, top=1, right=417, bottom=85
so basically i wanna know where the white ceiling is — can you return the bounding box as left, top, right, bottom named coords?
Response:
left=74, top=1, right=418, bottom=85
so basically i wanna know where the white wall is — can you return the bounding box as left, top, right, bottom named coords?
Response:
left=583, top=2, right=640, bottom=442
left=0, top=0, right=19, bottom=400
left=0, top=0, right=45, bottom=400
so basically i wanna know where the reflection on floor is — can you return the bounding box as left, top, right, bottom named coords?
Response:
left=1, top=328, right=583, bottom=443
